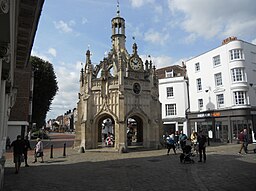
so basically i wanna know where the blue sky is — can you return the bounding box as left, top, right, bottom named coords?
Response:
left=31, top=0, right=256, bottom=120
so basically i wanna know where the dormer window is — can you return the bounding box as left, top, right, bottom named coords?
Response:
left=165, top=70, right=173, bottom=78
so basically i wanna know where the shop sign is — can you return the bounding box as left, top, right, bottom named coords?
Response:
left=197, top=112, right=221, bottom=118
left=197, top=113, right=211, bottom=118
left=212, top=112, right=221, bottom=117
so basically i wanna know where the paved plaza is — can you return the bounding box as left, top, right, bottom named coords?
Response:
left=3, top=143, right=256, bottom=191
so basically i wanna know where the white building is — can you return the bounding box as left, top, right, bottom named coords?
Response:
left=157, top=65, right=189, bottom=135
left=186, top=37, right=256, bottom=143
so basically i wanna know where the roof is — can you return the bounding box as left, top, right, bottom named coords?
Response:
left=16, top=0, right=45, bottom=69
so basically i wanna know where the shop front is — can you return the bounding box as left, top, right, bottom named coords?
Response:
left=187, top=108, right=256, bottom=144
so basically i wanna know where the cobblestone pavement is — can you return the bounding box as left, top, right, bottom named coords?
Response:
left=3, top=143, right=256, bottom=191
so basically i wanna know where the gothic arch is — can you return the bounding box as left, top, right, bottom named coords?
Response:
left=126, top=110, right=149, bottom=146
left=92, top=112, right=117, bottom=147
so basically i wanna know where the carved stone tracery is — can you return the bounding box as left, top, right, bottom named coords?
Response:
left=0, top=0, right=9, bottom=14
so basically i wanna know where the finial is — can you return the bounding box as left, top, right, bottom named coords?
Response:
left=117, top=0, right=120, bottom=16
left=132, top=42, right=137, bottom=54
left=132, top=36, right=136, bottom=45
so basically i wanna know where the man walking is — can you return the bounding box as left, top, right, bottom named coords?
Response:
left=11, top=135, right=24, bottom=174
left=197, top=130, right=207, bottom=163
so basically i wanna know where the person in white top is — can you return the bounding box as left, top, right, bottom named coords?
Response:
left=33, top=138, right=44, bottom=163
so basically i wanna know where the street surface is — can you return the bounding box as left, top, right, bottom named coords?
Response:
left=3, top=136, right=256, bottom=191
left=29, top=132, right=75, bottom=149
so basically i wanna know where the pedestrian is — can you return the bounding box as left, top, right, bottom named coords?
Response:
left=243, top=129, right=249, bottom=153
left=166, top=133, right=176, bottom=155
left=22, top=135, right=32, bottom=167
left=238, top=130, right=244, bottom=154
left=197, top=130, right=207, bottom=163
left=174, top=131, right=179, bottom=149
left=179, top=131, right=187, bottom=151
left=190, top=131, right=198, bottom=154
left=10, top=135, right=24, bottom=174
left=33, top=138, right=44, bottom=163
left=6, top=136, right=11, bottom=150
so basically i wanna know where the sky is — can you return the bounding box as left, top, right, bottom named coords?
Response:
left=31, top=0, right=256, bottom=120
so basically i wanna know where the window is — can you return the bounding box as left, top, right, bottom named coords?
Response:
left=198, top=99, right=203, bottom=110
left=216, top=94, right=224, bottom=108
left=230, top=49, right=243, bottom=60
left=195, top=62, right=200, bottom=72
left=196, top=78, right=202, bottom=91
left=213, top=55, right=221, bottom=66
left=165, top=70, right=173, bottom=78
left=231, top=68, right=245, bottom=82
left=165, top=104, right=176, bottom=116
left=214, top=73, right=222, bottom=86
left=234, top=91, right=247, bottom=105
left=166, top=87, right=174, bottom=98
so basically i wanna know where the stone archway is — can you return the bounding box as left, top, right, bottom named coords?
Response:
left=96, top=115, right=115, bottom=148
left=127, top=115, right=143, bottom=146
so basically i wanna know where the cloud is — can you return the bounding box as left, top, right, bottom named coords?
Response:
left=31, top=50, right=80, bottom=119
left=168, top=0, right=256, bottom=40
left=82, top=17, right=88, bottom=24
left=130, top=0, right=162, bottom=15
left=54, top=20, right=74, bottom=33
left=140, top=54, right=178, bottom=69
left=151, top=55, right=174, bottom=68
left=47, top=61, right=81, bottom=119
left=31, top=49, right=52, bottom=62
left=48, top=48, right=57, bottom=57
left=252, top=39, right=256, bottom=45
left=130, top=0, right=145, bottom=8
left=144, top=29, right=170, bottom=45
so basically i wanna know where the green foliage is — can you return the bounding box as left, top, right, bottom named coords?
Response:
left=30, top=56, right=58, bottom=128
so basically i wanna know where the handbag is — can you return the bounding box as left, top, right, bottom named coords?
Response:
left=20, top=154, right=24, bottom=162
left=36, top=152, right=41, bottom=157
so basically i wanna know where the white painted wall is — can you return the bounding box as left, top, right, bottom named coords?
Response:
left=159, top=76, right=189, bottom=133
left=186, top=39, right=256, bottom=112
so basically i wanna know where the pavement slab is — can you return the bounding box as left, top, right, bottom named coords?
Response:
left=3, top=143, right=256, bottom=191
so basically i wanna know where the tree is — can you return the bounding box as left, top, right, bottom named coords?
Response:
left=30, top=56, right=58, bottom=128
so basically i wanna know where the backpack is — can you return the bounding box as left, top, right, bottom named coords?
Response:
left=180, top=134, right=187, bottom=141
left=167, top=138, right=175, bottom=145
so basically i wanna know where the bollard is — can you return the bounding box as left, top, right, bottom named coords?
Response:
left=63, top=143, right=66, bottom=157
left=50, top=145, right=53, bottom=158
left=79, top=147, right=85, bottom=153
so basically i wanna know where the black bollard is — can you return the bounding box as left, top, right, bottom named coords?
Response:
left=50, top=145, right=53, bottom=158
left=63, top=143, right=66, bottom=157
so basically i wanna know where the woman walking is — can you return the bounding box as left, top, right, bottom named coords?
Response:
left=33, top=138, right=44, bottom=163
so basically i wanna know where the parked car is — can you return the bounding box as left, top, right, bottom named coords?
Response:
left=31, top=131, right=49, bottom=139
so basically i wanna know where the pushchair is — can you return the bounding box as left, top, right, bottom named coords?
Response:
left=180, top=145, right=195, bottom=163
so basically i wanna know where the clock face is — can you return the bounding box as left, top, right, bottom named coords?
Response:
left=133, top=83, right=141, bottom=94
left=130, top=57, right=142, bottom=71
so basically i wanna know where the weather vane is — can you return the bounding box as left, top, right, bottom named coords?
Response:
left=132, top=36, right=136, bottom=43
left=117, top=0, right=120, bottom=16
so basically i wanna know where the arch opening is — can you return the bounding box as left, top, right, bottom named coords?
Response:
left=127, top=116, right=143, bottom=146
left=97, top=116, right=115, bottom=148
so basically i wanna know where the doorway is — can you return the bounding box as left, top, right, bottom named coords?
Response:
left=97, top=116, right=115, bottom=147
left=127, top=116, right=143, bottom=146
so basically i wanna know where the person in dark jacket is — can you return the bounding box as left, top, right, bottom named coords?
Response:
left=197, top=130, right=207, bottom=163
left=23, top=135, right=32, bottom=167
left=11, top=135, right=24, bottom=174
